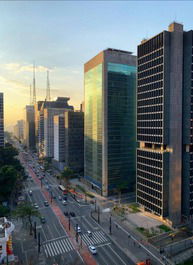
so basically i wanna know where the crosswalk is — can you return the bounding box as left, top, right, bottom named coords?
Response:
left=43, top=237, right=74, bottom=257
left=82, top=231, right=108, bottom=246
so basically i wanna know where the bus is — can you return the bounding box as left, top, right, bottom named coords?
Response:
left=58, top=185, right=68, bottom=194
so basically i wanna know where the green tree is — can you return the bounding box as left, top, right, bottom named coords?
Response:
left=13, top=202, right=40, bottom=226
left=60, top=167, right=73, bottom=188
left=0, top=205, right=10, bottom=217
left=115, top=181, right=128, bottom=205
left=0, top=165, right=18, bottom=201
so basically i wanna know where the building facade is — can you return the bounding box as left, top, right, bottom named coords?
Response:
left=25, top=105, right=36, bottom=150
left=84, top=48, right=136, bottom=196
left=64, top=111, right=84, bottom=173
left=136, top=22, right=193, bottom=226
left=14, top=120, right=25, bottom=141
left=53, top=115, right=65, bottom=162
left=0, top=93, right=4, bottom=147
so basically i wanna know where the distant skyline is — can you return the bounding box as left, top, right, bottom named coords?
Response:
left=0, top=1, right=193, bottom=129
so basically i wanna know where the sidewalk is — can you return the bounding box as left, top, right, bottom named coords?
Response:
left=12, top=219, right=45, bottom=265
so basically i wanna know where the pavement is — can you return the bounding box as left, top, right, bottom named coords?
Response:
left=15, top=151, right=136, bottom=265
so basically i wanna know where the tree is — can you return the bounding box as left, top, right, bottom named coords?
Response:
left=0, top=165, right=18, bottom=201
left=0, top=205, right=10, bottom=217
left=13, top=202, right=40, bottom=226
left=115, top=181, right=128, bottom=205
left=60, top=167, right=73, bottom=188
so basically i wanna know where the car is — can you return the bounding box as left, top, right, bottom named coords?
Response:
left=64, top=211, right=69, bottom=216
left=87, top=231, right=92, bottom=237
left=62, top=200, right=67, bottom=205
left=40, top=216, right=46, bottom=223
left=33, top=203, right=39, bottom=209
left=58, top=196, right=62, bottom=201
left=76, top=226, right=81, bottom=233
left=44, top=201, right=49, bottom=207
left=46, top=185, right=49, bottom=190
left=45, top=179, right=48, bottom=183
left=88, top=245, right=97, bottom=255
left=70, top=212, right=75, bottom=217
left=52, top=194, right=56, bottom=199
left=29, top=190, right=32, bottom=196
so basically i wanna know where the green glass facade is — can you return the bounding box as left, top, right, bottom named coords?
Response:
left=84, top=64, right=103, bottom=187
left=107, top=63, right=136, bottom=190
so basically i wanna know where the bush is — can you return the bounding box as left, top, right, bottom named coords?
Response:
left=85, top=192, right=95, bottom=198
left=128, top=203, right=141, bottom=213
left=76, top=184, right=86, bottom=193
left=158, top=225, right=171, bottom=232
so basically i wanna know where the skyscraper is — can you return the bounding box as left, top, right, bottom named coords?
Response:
left=25, top=105, right=36, bottom=150
left=84, top=48, right=136, bottom=196
left=136, top=22, right=193, bottom=226
left=0, top=93, right=4, bottom=147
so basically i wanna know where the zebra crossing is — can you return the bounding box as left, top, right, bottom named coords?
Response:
left=43, top=237, right=74, bottom=257
left=82, top=231, right=108, bottom=246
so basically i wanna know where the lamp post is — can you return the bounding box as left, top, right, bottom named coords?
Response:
left=97, top=206, right=100, bottom=224
left=109, top=214, right=112, bottom=235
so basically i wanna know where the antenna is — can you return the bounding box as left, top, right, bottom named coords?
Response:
left=46, top=70, right=51, bottom=101
left=32, top=62, right=36, bottom=104
left=30, top=84, right=32, bottom=104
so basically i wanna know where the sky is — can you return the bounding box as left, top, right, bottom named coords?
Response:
left=0, top=1, right=193, bottom=129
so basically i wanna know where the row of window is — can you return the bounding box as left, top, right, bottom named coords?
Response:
left=137, top=113, right=163, bottom=120
left=137, top=128, right=163, bottom=136
left=138, top=33, right=164, bottom=58
left=138, top=96, right=163, bottom=107
left=138, top=135, right=163, bottom=143
left=138, top=81, right=163, bottom=93
left=138, top=48, right=164, bottom=65
left=138, top=73, right=163, bottom=86
left=137, top=120, right=163, bottom=128
left=137, top=190, right=162, bottom=208
left=138, top=89, right=163, bottom=100
left=137, top=162, right=162, bottom=176
left=138, top=57, right=163, bottom=72
left=137, top=196, right=162, bottom=215
left=137, top=182, right=162, bottom=198
left=138, top=65, right=163, bottom=80
left=138, top=105, right=163, bottom=114
left=137, top=169, right=162, bottom=184
left=137, top=149, right=163, bottom=160
left=137, top=156, right=162, bottom=168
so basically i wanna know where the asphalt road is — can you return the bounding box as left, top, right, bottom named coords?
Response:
left=21, top=150, right=135, bottom=265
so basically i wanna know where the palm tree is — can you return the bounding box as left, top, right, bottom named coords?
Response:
left=60, top=167, right=73, bottom=189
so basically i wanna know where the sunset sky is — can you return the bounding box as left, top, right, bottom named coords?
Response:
left=1, top=1, right=193, bottom=129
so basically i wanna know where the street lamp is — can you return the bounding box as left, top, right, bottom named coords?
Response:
left=109, top=214, right=112, bottom=235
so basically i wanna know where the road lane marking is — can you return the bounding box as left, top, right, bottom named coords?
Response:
left=107, top=245, right=127, bottom=265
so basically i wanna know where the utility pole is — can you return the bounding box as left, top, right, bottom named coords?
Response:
left=50, top=191, right=53, bottom=204
left=38, top=232, right=41, bottom=253
left=76, top=224, right=78, bottom=243
left=109, top=215, right=112, bottom=234
left=95, top=199, right=97, bottom=212
left=46, top=70, right=51, bottom=101
left=68, top=215, right=71, bottom=230
left=97, top=206, right=100, bottom=224
left=34, top=221, right=37, bottom=239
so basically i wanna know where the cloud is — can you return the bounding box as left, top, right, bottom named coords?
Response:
left=3, top=63, right=52, bottom=73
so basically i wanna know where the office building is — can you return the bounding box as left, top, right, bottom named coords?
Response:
left=14, top=120, right=25, bottom=141
left=54, top=115, right=65, bottom=163
left=136, top=22, right=193, bottom=226
left=25, top=105, right=35, bottom=150
left=43, top=97, right=73, bottom=158
left=0, top=93, right=4, bottom=147
left=84, top=48, right=136, bottom=196
left=64, top=111, right=84, bottom=172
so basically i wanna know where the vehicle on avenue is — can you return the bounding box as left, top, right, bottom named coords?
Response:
left=33, top=203, right=39, bottom=209
left=29, top=190, right=32, bottom=195
left=62, top=200, right=67, bottom=205
left=88, top=245, right=97, bottom=255
left=41, top=216, right=46, bottom=223
left=87, top=231, right=92, bottom=237
left=52, top=194, right=56, bottom=199
left=46, top=185, right=50, bottom=190
left=44, top=201, right=49, bottom=207
left=76, top=226, right=81, bottom=233
left=70, top=212, right=75, bottom=217
left=58, top=196, right=62, bottom=201
left=64, top=211, right=69, bottom=216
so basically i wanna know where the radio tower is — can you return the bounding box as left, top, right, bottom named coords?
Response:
left=46, top=70, right=51, bottom=101
left=32, top=62, right=36, bottom=104
left=29, top=84, right=32, bottom=104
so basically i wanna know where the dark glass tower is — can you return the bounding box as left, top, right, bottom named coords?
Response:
left=84, top=48, right=136, bottom=196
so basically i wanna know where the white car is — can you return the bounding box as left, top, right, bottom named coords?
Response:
left=89, top=245, right=97, bottom=254
left=62, top=200, right=67, bottom=205
left=87, top=230, right=92, bottom=237
left=76, top=226, right=81, bottom=233
left=29, top=190, right=32, bottom=195
left=33, top=203, right=39, bottom=209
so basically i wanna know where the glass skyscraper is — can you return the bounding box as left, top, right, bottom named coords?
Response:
left=84, top=48, right=136, bottom=196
